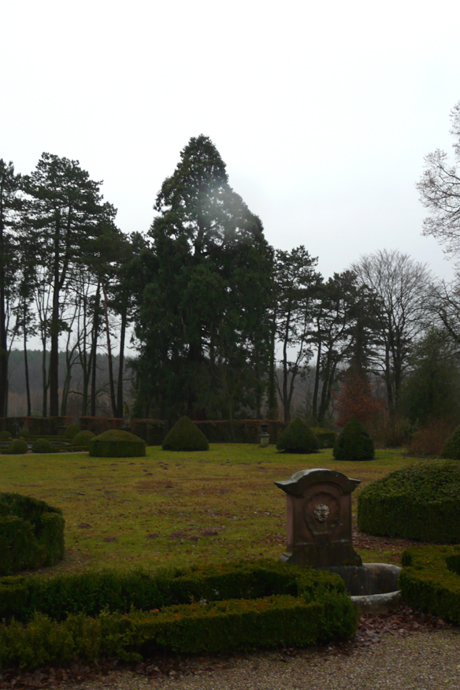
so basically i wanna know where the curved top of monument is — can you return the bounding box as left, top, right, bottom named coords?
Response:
left=274, top=468, right=360, bottom=497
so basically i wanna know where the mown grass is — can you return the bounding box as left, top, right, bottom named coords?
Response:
left=0, top=444, right=418, bottom=575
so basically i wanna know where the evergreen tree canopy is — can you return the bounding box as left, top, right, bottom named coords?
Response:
left=22, top=153, right=117, bottom=416
left=134, top=135, right=273, bottom=420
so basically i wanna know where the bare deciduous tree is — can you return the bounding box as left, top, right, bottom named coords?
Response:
left=352, top=249, right=431, bottom=415
left=417, top=101, right=460, bottom=263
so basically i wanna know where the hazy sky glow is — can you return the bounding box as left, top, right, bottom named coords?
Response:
left=3, top=0, right=460, bottom=282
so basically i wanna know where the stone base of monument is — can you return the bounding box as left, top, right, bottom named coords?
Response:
left=319, top=563, right=402, bottom=615
left=274, top=470, right=402, bottom=615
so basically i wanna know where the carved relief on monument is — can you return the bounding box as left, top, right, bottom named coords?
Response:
left=304, top=490, right=340, bottom=535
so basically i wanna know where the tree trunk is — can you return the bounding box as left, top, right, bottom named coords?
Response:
left=90, top=281, right=101, bottom=416
left=101, top=280, right=117, bottom=417
left=23, top=329, right=31, bottom=417
left=49, top=230, right=61, bottom=416
left=0, top=207, right=7, bottom=418
left=116, top=300, right=127, bottom=417
left=42, top=346, right=48, bottom=417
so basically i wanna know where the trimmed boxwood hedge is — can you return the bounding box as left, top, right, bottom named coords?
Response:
left=71, top=430, right=95, bottom=450
left=358, top=460, right=460, bottom=542
left=0, top=493, right=65, bottom=575
left=400, top=545, right=460, bottom=623
left=89, top=429, right=146, bottom=457
left=0, top=560, right=356, bottom=667
left=311, top=427, right=336, bottom=449
left=440, top=424, right=460, bottom=460
left=333, top=416, right=374, bottom=461
left=31, top=439, right=55, bottom=454
left=64, top=424, right=81, bottom=440
left=1, top=439, right=28, bottom=455
left=276, top=418, right=319, bottom=454
left=162, top=416, right=209, bottom=451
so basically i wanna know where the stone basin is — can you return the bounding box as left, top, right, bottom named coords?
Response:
left=320, top=563, right=402, bottom=614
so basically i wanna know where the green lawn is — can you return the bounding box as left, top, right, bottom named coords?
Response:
left=0, top=444, right=419, bottom=575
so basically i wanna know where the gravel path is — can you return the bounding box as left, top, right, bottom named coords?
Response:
left=55, top=629, right=460, bottom=690
left=2, top=608, right=458, bottom=690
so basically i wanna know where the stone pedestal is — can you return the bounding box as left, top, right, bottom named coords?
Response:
left=259, top=423, right=270, bottom=447
left=274, top=468, right=362, bottom=568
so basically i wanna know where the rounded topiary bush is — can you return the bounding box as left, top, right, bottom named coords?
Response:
left=31, top=439, right=54, bottom=454
left=0, top=492, right=65, bottom=574
left=333, top=416, right=375, bottom=461
left=4, top=439, right=28, bottom=455
left=71, top=430, right=95, bottom=450
left=0, top=431, right=12, bottom=442
left=64, top=424, right=81, bottom=441
left=440, top=425, right=460, bottom=460
left=89, top=430, right=146, bottom=457
left=311, top=427, right=336, bottom=449
left=276, top=418, right=319, bottom=454
left=358, top=460, right=460, bottom=542
left=162, top=416, right=209, bottom=451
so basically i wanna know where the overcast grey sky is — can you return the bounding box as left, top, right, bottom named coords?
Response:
left=3, top=0, right=460, bottom=282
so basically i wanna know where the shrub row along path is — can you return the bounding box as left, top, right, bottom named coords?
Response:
left=2, top=607, right=458, bottom=689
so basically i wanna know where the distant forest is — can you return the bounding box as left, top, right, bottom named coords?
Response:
left=7, top=350, right=134, bottom=420
left=3, top=129, right=460, bottom=435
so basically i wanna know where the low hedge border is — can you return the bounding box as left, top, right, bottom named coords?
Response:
left=400, top=545, right=460, bottom=624
left=0, top=560, right=356, bottom=667
left=357, top=461, right=460, bottom=543
left=311, top=427, right=336, bottom=449
left=89, top=430, right=146, bottom=457
left=0, top=494, right=65, bottom=575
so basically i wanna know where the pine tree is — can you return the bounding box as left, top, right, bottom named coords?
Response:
left=22, top=153, right=117, bottom=416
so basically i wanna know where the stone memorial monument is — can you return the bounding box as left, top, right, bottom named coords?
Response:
left=274, top=468, right=362, bottom=568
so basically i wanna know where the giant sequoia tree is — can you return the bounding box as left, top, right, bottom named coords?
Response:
left=134, top=135, right=273, bottom=419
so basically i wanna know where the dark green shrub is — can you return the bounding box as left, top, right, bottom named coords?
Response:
left=0, top=561, right=356, bottom=667
left=0, top=493, right=64, bottom=575
left=31, top=439, right=53, bottom=454
left=64, top=424, right=80, bottom=440
left=89, top=430, right=146, bottom=457
left=400, top=545, right=460, bottom=624
left=310, top=427, right=336, bottom=448
left=276, top=418, right=319, bottom=454
left=333, top=416, right=374, bottom=461
left=0, top=559, right=351, bottom=623
left=162, top=416, right=209, bottom=451
left=3, top=439, right=28, bottom=455
left=71, top=430, right=95, bottom=450
left=0, top=431, right=12, bottom=442
left=0, top=596, right=342, bottom=668
left=358, top=460, right=460, bottom=542
left=440, top=424, right=460, bottom=460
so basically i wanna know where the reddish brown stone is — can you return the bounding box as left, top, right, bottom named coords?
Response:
left=275, top=468, right=362, bottom=567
